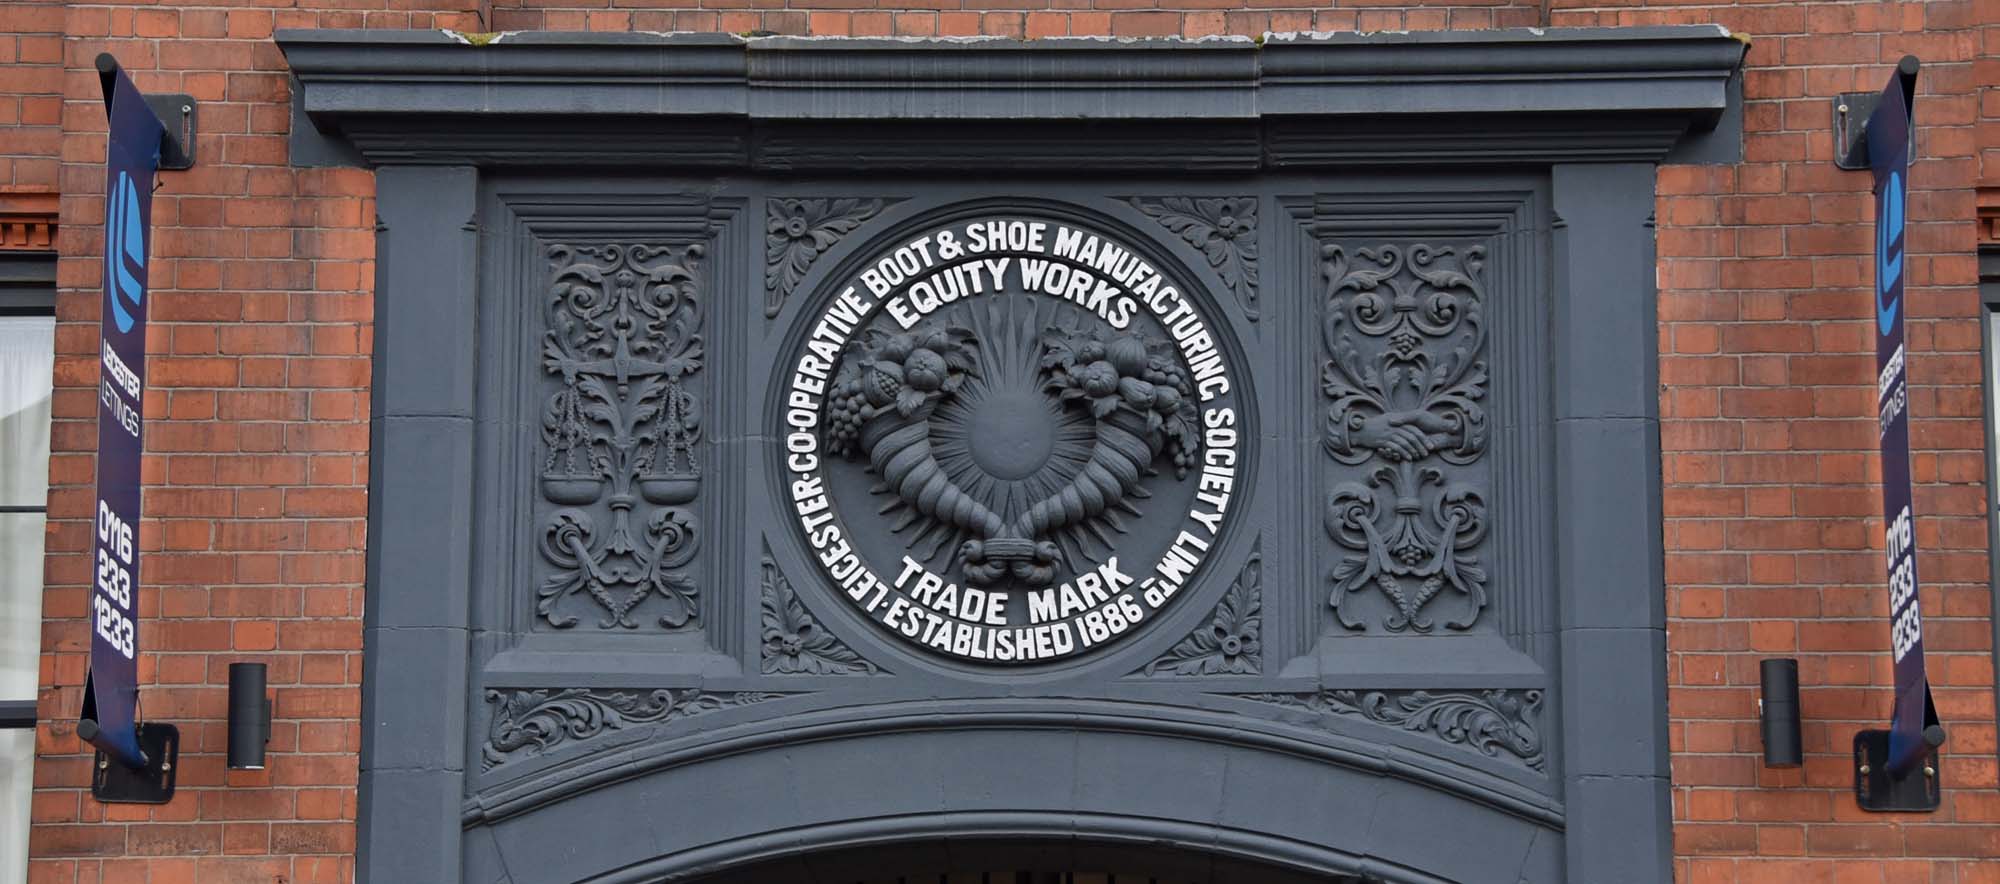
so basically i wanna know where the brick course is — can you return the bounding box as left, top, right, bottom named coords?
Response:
left=11, top=1, right=1999, bottom=882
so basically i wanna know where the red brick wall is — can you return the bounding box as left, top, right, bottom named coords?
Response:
left=1642, top=4, right=2000, bottom=881
left=22, top=1, right=466, bottom=880
left=17, top=2, right=1999, bottom=883
left=0, top=1, right=63, bottom=192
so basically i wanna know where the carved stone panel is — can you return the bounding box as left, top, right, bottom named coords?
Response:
left=533, top=243, right=707, bottom=631
left=1129, top=196, right=1260, bottom=321
left=760, top=552, right=879, bottom=675
left=1319, top=240, right=1492, bottom=633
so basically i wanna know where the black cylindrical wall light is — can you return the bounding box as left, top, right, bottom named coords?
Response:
left=1760, top=658, right=1803, bottom=768
left=227, top=662, right=271, bottom=770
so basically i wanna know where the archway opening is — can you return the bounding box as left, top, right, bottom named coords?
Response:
left=690, top=837, right=1378, bottom=884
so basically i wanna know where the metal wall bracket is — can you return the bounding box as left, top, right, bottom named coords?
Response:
left=94, top=54, right=197, bottom=171
left=1852, top=728, right=1941, bottom=812
left=1833, top=55, right=1919, bottom=171
left=86, top=721, right=179, bottom=804
left=1832, top=90, right=1882, bottom=170
left=142, top=93, right=197, bottom=171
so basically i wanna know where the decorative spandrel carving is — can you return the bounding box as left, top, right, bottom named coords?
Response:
left=1236, top=689, right=1544, bottom=771
left=761, top=556, right=878, bottom=675
left=1131, top=197, right=1259, bottom=320
left=1320, top=243, right=1490, bottom=632
left=1140, top=548, right=1261, bottom=676
left=765, top=198, right=888, bottom=318
left=537, top=244, right=705, bottom=630
left=482, top=687, right=782, bottom=769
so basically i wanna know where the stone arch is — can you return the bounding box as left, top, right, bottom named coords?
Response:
left=462, top=715, right=1556, bottom=884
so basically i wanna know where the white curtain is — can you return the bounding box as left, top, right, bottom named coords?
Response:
left=0, top=316, right=51, bottom=884
left=0, top=316, right=53, bottom=505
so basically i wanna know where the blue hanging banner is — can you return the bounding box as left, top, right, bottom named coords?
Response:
left=1866, top=59, right=1940, bottom=776
left=81, top=62, right=163, bottom=770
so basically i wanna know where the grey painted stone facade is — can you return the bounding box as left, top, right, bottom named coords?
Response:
left=282, top=27, right=1745, bottom=883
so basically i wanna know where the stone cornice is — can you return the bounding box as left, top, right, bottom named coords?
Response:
left=278, top=27, right=1746, bottom=169
left=1260, top=28, right=1747, bottom=123
left=0, top=190, right=58, bottom=252
left=1980, top=187, right=2000, bottom=286
left=1979, top=185, right=1999, bottom=245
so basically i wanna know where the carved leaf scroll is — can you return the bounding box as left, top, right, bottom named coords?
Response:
left=1320, top=242, right=1490, bottom=632
left=765, top=198, right=887, bottom=318
left=1237, top=689, right=1545, bottom=771
left=1141, top=549, right=1261, bottom=676
left=1131, top=197, right=1260, bottom=320
left=761, top=557, right=878, bottom=675
left=482, top=688, right=782, bottom=769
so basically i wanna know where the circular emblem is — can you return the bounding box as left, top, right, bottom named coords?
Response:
left=779, top=211, right=1247, bottom=664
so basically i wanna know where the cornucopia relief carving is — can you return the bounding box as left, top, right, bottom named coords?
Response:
left=780, top=213, right=1248, bottom=664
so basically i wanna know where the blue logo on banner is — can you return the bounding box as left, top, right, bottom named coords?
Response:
left=1876, top=170, right=1903, bottom=337
left=107, top=170, right=146, bottom=334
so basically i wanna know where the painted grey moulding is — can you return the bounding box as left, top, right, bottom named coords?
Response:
left=305, top=28, right=1743, bottom=884
left=277, top=26, right=1747, bottom=169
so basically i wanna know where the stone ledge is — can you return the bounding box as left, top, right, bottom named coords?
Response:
left=277, top=26, right=1746, bottom=169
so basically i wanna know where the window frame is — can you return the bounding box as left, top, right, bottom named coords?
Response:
left=1981, top=243, right=2000, bottom=775
left=0, top=250, right=54, bottom=884
left=0, top=249, right=55, bottom=732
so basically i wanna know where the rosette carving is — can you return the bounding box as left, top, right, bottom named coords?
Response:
left=1320, top=243, right=1490, bottom=631
left=537, top=244, right=704, bottom=629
